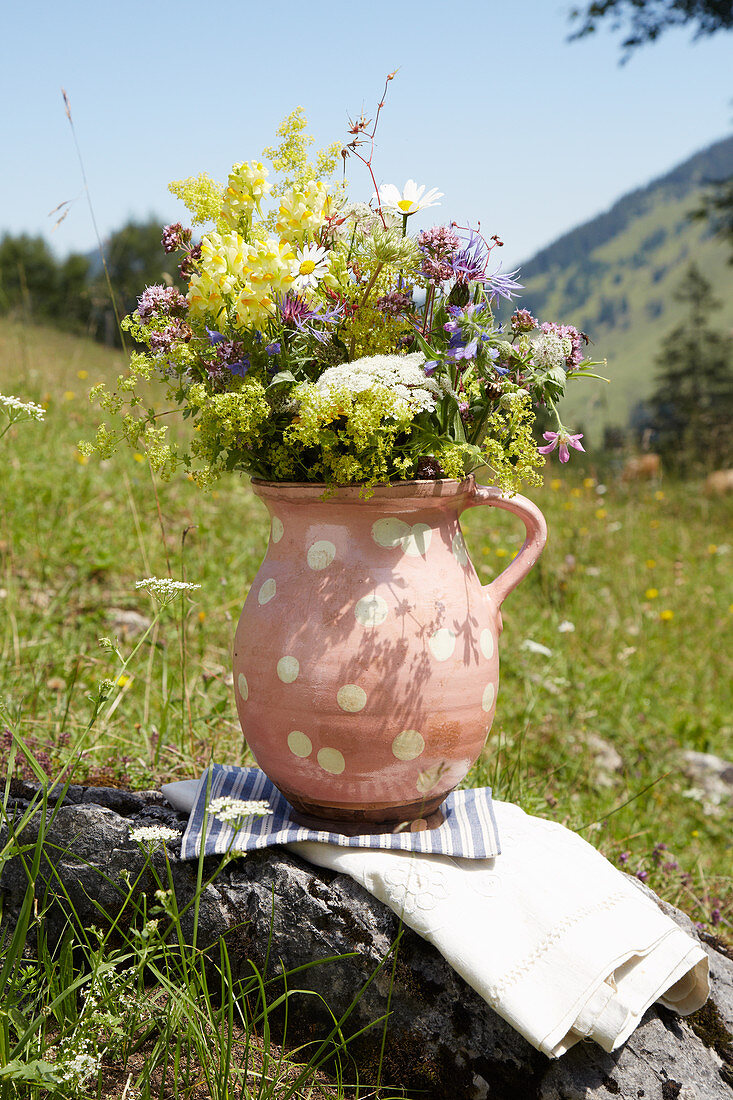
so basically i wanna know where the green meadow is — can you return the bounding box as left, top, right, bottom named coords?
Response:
left=1, top=317, right=731, bottom=1096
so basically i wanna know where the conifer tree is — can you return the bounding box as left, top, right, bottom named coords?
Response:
left=648, top=263, right=733, bottom=471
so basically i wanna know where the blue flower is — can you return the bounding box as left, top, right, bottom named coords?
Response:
left=485, top=268, right=523, bottom=302
left=228, top=358, right=251, bottom=377
left=266, top=342, right=281, bottom=356
left=206, top=327, right=225, bottom=345
left=423, top=360, right=439, bottom=376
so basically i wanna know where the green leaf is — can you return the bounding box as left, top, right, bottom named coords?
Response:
left=267, top=370, right=297, bottom=388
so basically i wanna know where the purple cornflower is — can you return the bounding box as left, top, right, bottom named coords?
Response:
left=206, top=327, right=225, bottom=345
left=276, top=293, right=342, bottom=343
left=137, top=285, right=188, bottom=322
left=450, top=231, right=489, bottom=284
left=541, top=322, right=584, bottom=369
left=266, top=342, right=281, bottom=356
left=485, top=267, right=523, bottom=303
left=538, top=430, right=585, bottom=464
left=161, top=223, right=192, bottom=253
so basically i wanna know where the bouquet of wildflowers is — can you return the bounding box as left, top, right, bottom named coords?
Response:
left=84, top=84, right=604, bottom=492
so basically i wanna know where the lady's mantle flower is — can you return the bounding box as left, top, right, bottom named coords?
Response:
left=375, top=180, right=443, bottom=216
left=292, top=244, right=329, bottom=291
left=208, top=796, right=273, bottom=823
left=135, top=577, right=202, bottom=603
left=538, top=430, right=585, bottom=464
left=129, top=825, right=181, bottom=844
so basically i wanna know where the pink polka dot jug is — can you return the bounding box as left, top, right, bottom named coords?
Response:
left=233, top=475, right=547, bottom=831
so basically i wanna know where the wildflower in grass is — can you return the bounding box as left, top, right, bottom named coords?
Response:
left=645, top=588, right=659, bottom=599
left=77, top=369, right=89, bottom=379
left=521, top=639, right=553, bottom=657
left=0, top=392, right=46, bottom=441
left=583, top=476, right=596, bottom=489
left=116, top=674, right=131, bottom=687
left=595, top=483, right=608, bottom=494
left=208, top=796, right=273, bottom=824
left=135, top=576, right=202, bottom=603
left=538, top=429, right=585, bottom=464
left=558, top=620, right=575, bottom=633
left=129, top=825, right=181, bottom=844
left=595, top=508, right=607, bottom=519
left=550, top=478, right=562, bottom=490
left=655, top=491, right=665, bottom=500
left=375, top=179, right=443, bottom=216
left=645, top=559, right=656, bottom=568
left=660, top=609, right=674, bottom=621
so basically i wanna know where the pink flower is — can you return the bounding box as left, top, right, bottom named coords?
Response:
left=538, top=430, right=585, bottom=464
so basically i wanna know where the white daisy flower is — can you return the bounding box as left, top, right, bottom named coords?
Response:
left=374, top=180, right=443, bottom=216
left=292, top=244, right=329, bottom=291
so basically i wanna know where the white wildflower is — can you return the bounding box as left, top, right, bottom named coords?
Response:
left=530, top=332, right=568, bottom=373
left=557, top=620, right=575, bottom=633
left=316, top=353, right=440, bottom=414
left=135, top=577, right=201, bottom=602
left=128, top=825, right=181, bottom=844
left=208, top=796, right=273, bottom=823
left=60, top=1052, right=101, bottom=1085
left=595, top=483, right=608, bottom=495
left=520, top=639, right=553, bottom=657
left=374, top=180, right=443, bottom=216
left=0, top=392, right=45, bottom=421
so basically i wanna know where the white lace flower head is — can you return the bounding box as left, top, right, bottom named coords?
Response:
left=316, top=352, right=440, bottom=414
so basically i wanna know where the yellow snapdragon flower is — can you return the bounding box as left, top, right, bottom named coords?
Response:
left=276, top=180, right=337, bottom=244
left=221, top=160, right=272, bottom=229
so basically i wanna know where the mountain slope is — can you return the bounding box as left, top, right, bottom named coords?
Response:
left=517, top=136, right=733, bottom=444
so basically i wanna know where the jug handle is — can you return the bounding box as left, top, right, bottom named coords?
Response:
left=465, top=483, right=548, bottom=620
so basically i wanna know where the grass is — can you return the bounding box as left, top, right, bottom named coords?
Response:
left=1, top=316, right=732, bottom=1094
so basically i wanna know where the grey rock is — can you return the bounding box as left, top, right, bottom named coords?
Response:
left=1, top=781, right=732, bottom=1100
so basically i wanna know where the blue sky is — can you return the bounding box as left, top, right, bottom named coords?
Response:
left=2, top=0, right=731, bottom=269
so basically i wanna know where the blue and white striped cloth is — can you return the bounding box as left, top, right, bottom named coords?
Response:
left=180, top=765, right=501, bottom=860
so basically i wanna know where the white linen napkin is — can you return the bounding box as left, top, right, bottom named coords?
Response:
left=162, top=781, right=709, bottom=1058
left=287, top=800, right=708, bottom=1058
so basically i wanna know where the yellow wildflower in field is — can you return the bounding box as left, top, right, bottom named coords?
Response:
left=650, top=519, right=660, bottom=529
left=198, top=610, right=206, bottom=623
left=595, top=508, right=607, bottom=519
left=645, top=588, right=659, bottom=599
left=645, top=559, right=656, bottom=568
left=74, top=452, right=88, bottom=465
left=707, top=544, right=718, bottom=555
left=583, top=477, right=595, bottom=489
left=495, top=548, right=508, bottom=558
left=550, top=478, right=562, bottom=490
left=63, top=391, right=75, bottom=402
left=659, top=609, right=674, bottom=621
left=571, top=487, right=582, bottom=498
left=133, top=453, right=145, bottom=463
left=77, top=369, right=88, bottom=380
left=117, top=674, right=131, bottom=687
left=654, top=490, right=665, bottom=501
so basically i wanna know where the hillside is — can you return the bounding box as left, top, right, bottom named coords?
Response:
left=516, top=136, right=733, bottom=444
